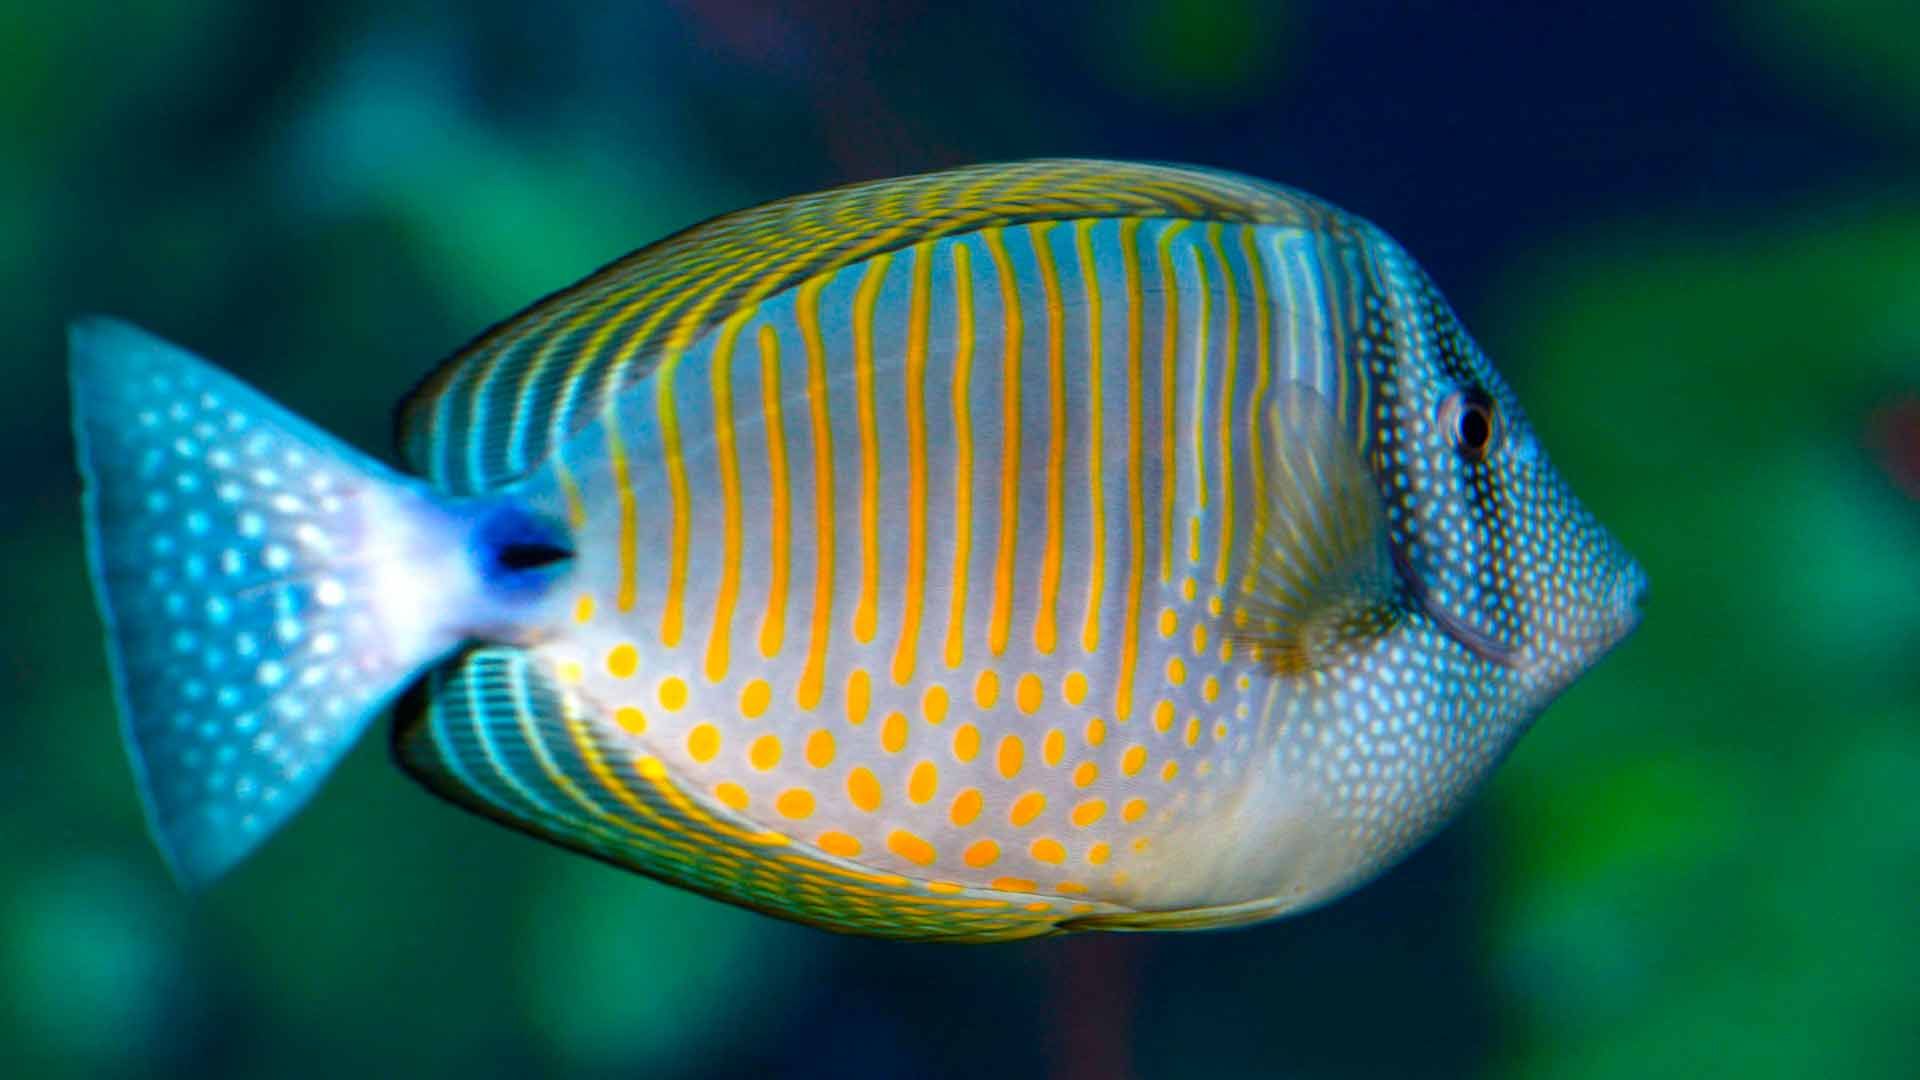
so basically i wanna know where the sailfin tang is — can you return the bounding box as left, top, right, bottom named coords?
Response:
left=70, top=318, right=468, bottom=886
left=1228, top=383, right=1402, bottom=675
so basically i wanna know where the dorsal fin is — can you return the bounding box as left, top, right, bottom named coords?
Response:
left=395, top=159, right=1338, bottom=492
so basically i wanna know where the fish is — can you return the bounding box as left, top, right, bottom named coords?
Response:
left=69, top=159, right=1644, bottom=941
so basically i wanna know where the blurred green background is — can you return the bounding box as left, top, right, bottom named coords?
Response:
left=4, top=2, right=1917, bottom=1077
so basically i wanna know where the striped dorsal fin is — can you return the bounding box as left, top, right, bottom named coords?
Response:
left=395, top=158, right=1339, bottom=493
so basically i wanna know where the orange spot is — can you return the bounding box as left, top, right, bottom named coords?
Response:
left=974, top=669, right=1001, bottom=708
left=774, top=788, right=815, bottom=820
left=1132, top=837, right=1150, bottom=852
left=1070, top=799, right=1106, bottom=827
left=1120, top=745, right=1148, bottom=776
left=1160, top=760, right=1179, bottom=782
left=818, top=830, right=862, bottom=857
left=558, top=660, right=584, bottom=685
left=1015, top=673, right=1044, bottom=713
left=1042, top=729, right=1065, bottom=767
left=749, top=734, right=783, bottom=771
left=1084, top=716, right=1106, bottom=747
left=923, top=684, right=950, bottom=724
left=1202, top=675, right=1220, bottom=703
left=1057, top=881, right=1087, bottom=895
left=1183, top=716, right=1200, bottom=747
left=659, top=677, right=688, bottom=711
left=993, top=877, right=1038, bottom=892
left=1024, top=901, right=1050, bottom=912
left=887, top=829, right=937, bottom=866
left=1062, top=671, right=1088, bottom=705
left=1165, top=656, right=1187, bottom=686
left=907, top=760, right=939, bottom=804
left=1009, top=791, right=1046, bottom=827
left=995, top=735, right=1025, bottom=779
left=1213, top=720, right=1228, bottom=741
left=1157, top=608, right=1177, bottom=637
left=613, top=706, right=647, bottom=734
left=950, top=787, right=983, bottom=827
left=713, top=781, right=749, bottom=810
left=573, top=594, right=595, bottom=623
left=606, top=643, right=638, bottom=678
left=1191, top=621, right=1209, bottom=654
left=1072, top=761, right=1098, bottom=788
left=1030, top=837, right=1066, bottom=864
left=805, top=729, right=836, bottom=768
left=846, top=669, right=872, bottom=725
left=927, top=881, right=963, bottom=894
left=881, top=711, right=909, bottom=753
left=964, top=839, right=1000, bottom=867
left=952, top=723, right=981, bottom=763
left=1087, top=842, right=1111, bottom=865
left=847, top=767, right=882, bottom=812
left=1120, top=797, right=1147, bottom=823
left=687, top=723, right=720, bottom=763
left=740, top=678, right=771, bottom=717
left=1152, top=700, right=1175, bottom=732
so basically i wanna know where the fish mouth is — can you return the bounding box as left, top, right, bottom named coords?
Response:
left=1389, top=544, right=1523, bottom=669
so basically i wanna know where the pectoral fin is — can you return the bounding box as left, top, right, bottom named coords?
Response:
left=1225, top=383, right=1402, bottom=676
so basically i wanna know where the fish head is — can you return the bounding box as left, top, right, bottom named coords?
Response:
left=1360, top=230, right=1646, bottom=708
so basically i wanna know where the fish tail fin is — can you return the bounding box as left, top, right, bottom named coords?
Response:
left=67, top=317, right=529, bottom=887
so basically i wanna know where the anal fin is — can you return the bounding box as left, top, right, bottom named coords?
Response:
left=393, top=649, right=1106, bottom=940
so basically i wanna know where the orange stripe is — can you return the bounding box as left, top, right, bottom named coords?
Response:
left=983, top=228, right=1022, bottom=657
left=704, top=314, right=749, bottom=683
left=1032, top=222, right=1065, bottom=656
left=1239, top=226, right=1273, bottom=589
left=796, top=276, right=835, bottom=710
left=852, top=254, right=891, bottom=644
left=1155, top=222, right=1189, bottom=583
left=1210, top=223, right=1239, bottom=587
left=942, top=242, right=976, bottom=670
left=1075, top=220, right=1106, bottom=655
left=656, top=363, right=689, bottom=644
left=1117, top=218, right=1145, bottom=719
left=892, top=245, right=933, bottom=685
left=756, top=324, right=790, bottom=659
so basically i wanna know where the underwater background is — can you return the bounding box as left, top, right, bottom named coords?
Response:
left=4, top=1, right=1917, bottom=1076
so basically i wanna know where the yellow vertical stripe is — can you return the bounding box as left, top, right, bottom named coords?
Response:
left=1239, top=226, right=1273, bottom=587
left=1032, top=222, right=1065, bottom=656
left=599, top=426, right=636, bottom=611
left=1210, top=223, right=1239, bottom=587
left=983, top=228, right=1022, bottom=657
left=852, top=254, right=891, bottom=644
left=943, top=242, right=976, bottom=671
left=891, top=245, right=932, bottom=686
left=1117, top=218, right=1145, bottom=720
left=757, top=324, right=790, bottom=659
left=796, top=277, right=835, bottom=710
left=551, top=455, right=588, bottom=530
left=1155, top=221, right=1189, bottom=583
left=656, top=362, right=689, bottom=645
left=704, top=315, right=750, bottom=684
left=1189, top=240, right=1211, bottom=515
left=1075, top=220, right=1105, bottom=655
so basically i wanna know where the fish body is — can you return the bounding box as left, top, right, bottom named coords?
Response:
left=70, top=160, right=1643, bottom=940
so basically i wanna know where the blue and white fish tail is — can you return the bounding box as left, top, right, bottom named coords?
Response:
left=68, top=318, right=567, bottom=887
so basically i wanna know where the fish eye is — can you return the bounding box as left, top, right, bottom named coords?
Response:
left=1440, top=389, right=1498, bottom=463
